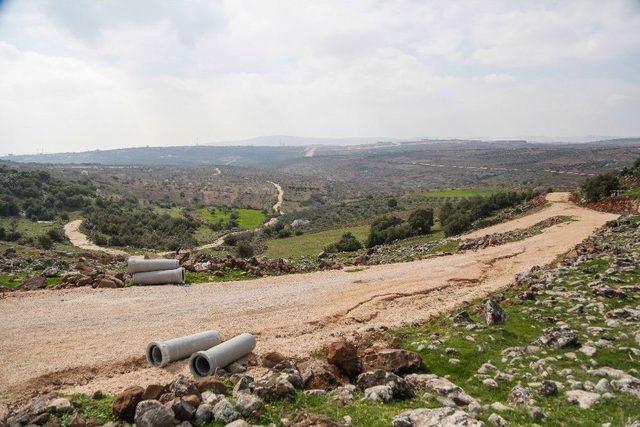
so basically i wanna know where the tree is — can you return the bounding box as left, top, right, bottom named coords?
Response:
left=324, top=232, right=363, bottom=253
left=387, top=198, right=398, bottom=209
left=0, top=196, right=20, bottom=217
left=408, top=208, right=434, bottom=235
left=582, top=172, right=619, bottom=202
left=442, top=212, right=472, bottom=236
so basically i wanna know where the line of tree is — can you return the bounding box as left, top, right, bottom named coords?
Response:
left=439, top=191, right=534, bottom=237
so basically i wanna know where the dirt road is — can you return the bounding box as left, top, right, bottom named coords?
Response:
left=268, top=181, right=284, bottom=214
left=63, top=220, right=128, bottom=256
left=0, top=194, right=616, bottom=402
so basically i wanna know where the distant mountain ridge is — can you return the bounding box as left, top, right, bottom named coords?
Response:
left=1, top=137, right=638, bottom=167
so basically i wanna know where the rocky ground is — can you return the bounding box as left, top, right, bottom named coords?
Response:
left=4, top=215, right=639, bottom=426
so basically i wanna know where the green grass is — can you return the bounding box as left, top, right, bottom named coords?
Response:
left=200, top=208, right=266, bottom=229
left=0, top=217, right=60, bottom=238
left=193, top=225, right=225, bottom=245
left=153, top=206, right=185, bottom=218
left=59, top=394, right=116, bottom=425
left=264, top=225, right=369, bottom=259
left=417, top=188, right=498, bottom=199
left=623, top=188, right=640, bottom=198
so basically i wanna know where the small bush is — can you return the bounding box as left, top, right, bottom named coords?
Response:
left=324, top=232, right=363, bottom=253
left=224, top=234, right=238, bottom=246
left=0, top=226, right=5, bottom=240
left=36, top=234, right=53, bottom=250
left=236, top=241, right=254, bottom=258
left=387, top=198, right=398, bottom=208
left=46, top=228, right=65, bottom=242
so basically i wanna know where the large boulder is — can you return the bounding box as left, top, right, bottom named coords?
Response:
left=392, top=407, right=484, bottom=427
left=134, top=400, right=176, bottom=427
left=326, top=340, right=361, bottom=378
left=534, top=327, right=578, bottom=348
left=299, top=360, right=348, bottom=391
left=112, top=385, right=144, bottom=422
left=356, top=370, right=414, bottom=399
left=362, top=349, right=422, bottom=374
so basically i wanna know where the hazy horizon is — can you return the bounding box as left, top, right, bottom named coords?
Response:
left=1, top=0, right=639, bottom=155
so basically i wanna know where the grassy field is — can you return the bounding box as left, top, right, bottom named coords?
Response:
left=200, top=208, right=266, bottom=229
left=417, top=188, right=498, bottom=199
left=624, top=188, right=640, bottom=198
left=0, top=217, right=60, bottom=238
left=153, top=206, right=185, bottom=218
left=265, top=225, right=369, bottom=259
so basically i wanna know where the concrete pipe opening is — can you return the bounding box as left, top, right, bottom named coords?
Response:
left=191, top=354, right=212, bottom=377
left=146, top=344, right=164, bottom=367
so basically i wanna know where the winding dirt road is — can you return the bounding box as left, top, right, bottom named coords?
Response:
left=0, top=194, right=616, bottom=403
left=63, top=220, right=128, bottom=256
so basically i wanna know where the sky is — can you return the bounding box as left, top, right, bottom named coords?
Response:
left=0, top=0, right=639, bottom=155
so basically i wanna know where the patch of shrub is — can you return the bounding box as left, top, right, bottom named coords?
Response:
left=46, top=228, right=65, bottom=243
left=324, top=232, right=363, bottom=253
left=236, top=241, right=254, bottom=258
left=36, top=234, right=53, bottom=250
left=440, top=191, right=533, bottom=236
left=582, top=172, right=620, bottom=202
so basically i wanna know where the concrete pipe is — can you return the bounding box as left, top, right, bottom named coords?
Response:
left=146, top=330, right=221, bottom=367
left=132, top=267, right=185, bottom=285
left=189, top=333, right=256, bottom=378
left=127, top=257, right=179, bottom=274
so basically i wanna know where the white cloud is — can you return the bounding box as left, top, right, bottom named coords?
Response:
left=0, top=0, right=638, bottom=154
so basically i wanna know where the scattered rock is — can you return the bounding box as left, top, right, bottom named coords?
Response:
left=363, top=385, right=394, bottom=403
left=193, top=403, right=213, bottom=426
left=540, top=380, right=558, bottom=397
left=488, top=413, right=509, bottom=427
left=197, top=376, right=228, bottom=394
left=235, top=392, right=264, bottom=418
left=134, top=400, right=176, bottom=427
left=212, top=398, right=240, bottom=424
left=326, top=340, right=361, bottom=378
left=507, top=385, right=532, bottom=407
left=299, top=360, right=348, bottom=391
left=112, top=385, right=144, bottom=422
left=362, top=349, right=422, bottom=374
left=142, top=384, right=167, bottom=401
left=566, top=390, right=600, bottom=409
left=535, top=327, right=578, bottom=349
left=261, top=351, right=286, bottom=368
left=392, top=407, right=484, bottom=427
left=483, top=299, right=507, bottom=325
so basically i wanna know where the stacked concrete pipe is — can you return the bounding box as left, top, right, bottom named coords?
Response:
left=189, top=333, right=256, bottom=378
left=128, top=257, right=185, bottom=285
left=146, top=330, right=221, bottom=367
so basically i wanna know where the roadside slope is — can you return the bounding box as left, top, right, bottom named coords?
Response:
left=0, top=195, right=617, bottom=401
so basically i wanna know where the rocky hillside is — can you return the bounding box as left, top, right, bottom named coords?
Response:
left=4, top=215, right=640, bottom=426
